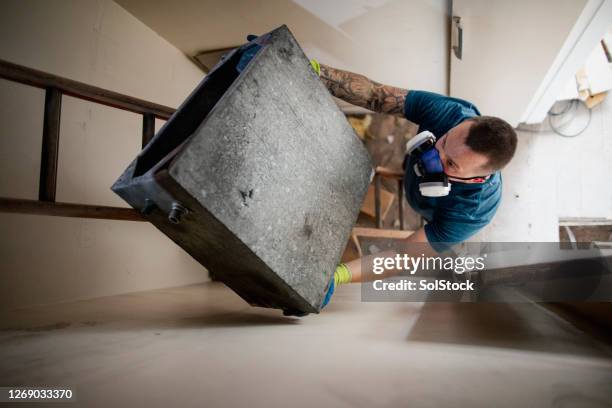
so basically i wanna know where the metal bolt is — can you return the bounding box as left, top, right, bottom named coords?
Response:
left=168, top=202, right=187, bottom=224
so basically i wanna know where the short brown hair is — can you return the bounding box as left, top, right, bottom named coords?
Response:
left=465, top=116, right=517, bottom=170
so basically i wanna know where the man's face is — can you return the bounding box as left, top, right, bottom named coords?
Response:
left=435, top=121, right=491, bottom=180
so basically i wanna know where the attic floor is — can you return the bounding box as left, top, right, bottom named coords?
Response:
left=1, top=282, right=611, bottom=407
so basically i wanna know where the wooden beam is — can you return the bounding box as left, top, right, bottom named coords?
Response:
left=0, top=198, right=145, bottom=221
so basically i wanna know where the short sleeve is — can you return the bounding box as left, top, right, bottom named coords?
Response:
left=424, top=215, right=489, bottom=253
left=404, top=90, right=480, bottom=138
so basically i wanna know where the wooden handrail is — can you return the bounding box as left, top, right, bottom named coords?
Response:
left=0, top=58, right=176, bottom=120
left=0, top=59, right=179, bottom=221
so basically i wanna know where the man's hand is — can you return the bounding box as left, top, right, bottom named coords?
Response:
left=318, top=64, right=408, bottom=116
left=342, top=227, right=437, bottom=283
left=321, top=263, right=352, bottom=308
left=310, top=58, right=321, bottom=76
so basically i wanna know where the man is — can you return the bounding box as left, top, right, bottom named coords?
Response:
left=237, top=37, right=516, bottom=304
left=312, top=61, right=518, bottom=302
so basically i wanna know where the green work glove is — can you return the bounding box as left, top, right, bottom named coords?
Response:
left=322, top=263, right=351, bottom=308
left=310, top=58, right=321, bottom=76
left=334, top=263, right=352, bottom=286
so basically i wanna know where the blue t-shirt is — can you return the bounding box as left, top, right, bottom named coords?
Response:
left=403, top=90, right=502, bottom=253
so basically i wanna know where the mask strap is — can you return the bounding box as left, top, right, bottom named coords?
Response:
left=447, top=174, right=490, bottom=182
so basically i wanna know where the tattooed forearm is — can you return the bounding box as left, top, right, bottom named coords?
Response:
left=319, top=64, right=407, bottom=116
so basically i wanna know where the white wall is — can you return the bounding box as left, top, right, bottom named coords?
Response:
left=450, top=0, right=589, bottom=127
left=0, top=0, right=209, bottom=310
left=522, top=0, right=612, bottom=124
left=477, top=97, right=612, bottom=242
left=116, top=0, right=450, bottom=94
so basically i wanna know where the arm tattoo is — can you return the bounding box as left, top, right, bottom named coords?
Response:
left=319, top=64, right=407, bottom=116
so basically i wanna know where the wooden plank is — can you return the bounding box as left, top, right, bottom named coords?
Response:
left=352, top=227, right=414, bottom=239
left=0, top=198, right=145, bottom=221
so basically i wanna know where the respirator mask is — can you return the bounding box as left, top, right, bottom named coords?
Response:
left=404, top=131, right=487, bottom=198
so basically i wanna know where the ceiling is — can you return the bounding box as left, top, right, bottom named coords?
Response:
left=115, top=0, right=451, bottom=96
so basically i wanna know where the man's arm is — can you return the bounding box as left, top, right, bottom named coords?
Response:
left=319, top=64, right=408, bottom=116
left=343, top=227, right=437, bottom=283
